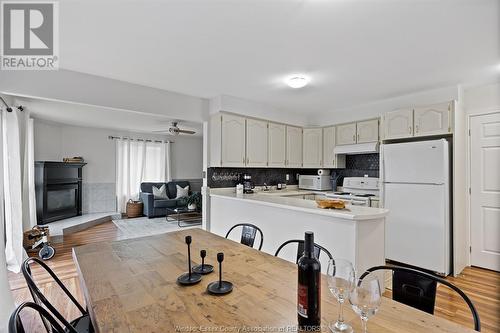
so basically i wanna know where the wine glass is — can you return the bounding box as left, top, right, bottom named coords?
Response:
left=349, top=275, right=382, bottom=333
left=326, top=259, right=355, bottom=333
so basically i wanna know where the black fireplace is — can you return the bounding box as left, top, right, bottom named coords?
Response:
left=35, top=161, right=86, bottom=224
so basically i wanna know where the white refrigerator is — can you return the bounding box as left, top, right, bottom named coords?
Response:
left=382, top=139, right=450, bottom=275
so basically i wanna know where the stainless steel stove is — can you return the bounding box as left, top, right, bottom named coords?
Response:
left=326, top=177, right=380, bottom=207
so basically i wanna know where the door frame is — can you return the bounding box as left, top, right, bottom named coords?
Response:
left=466, top=108, right=500, bottom=268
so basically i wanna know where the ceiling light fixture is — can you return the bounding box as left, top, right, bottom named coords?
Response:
left=284, top=74, right=310, bottom=89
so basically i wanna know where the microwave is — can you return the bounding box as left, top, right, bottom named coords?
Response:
left=298, top=175, right=332, bottom=191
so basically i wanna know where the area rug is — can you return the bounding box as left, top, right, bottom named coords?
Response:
left=112, top=216, right=200, bottom=240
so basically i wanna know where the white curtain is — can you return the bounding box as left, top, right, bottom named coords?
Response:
left=0, top=109, right=15, bottom=331
left=2, top=108, right=36, bottom=273
left=116, top=139, right=171, bottom=213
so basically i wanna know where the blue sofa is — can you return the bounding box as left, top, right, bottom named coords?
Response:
left=140, top=181, right=191, bottom=218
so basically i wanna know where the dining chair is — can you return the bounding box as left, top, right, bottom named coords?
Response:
left=22, top=257, right=94, bottom=333
left=9, top=302, right=72, bottom=333
left=225, top=223, right=264, bottom=250
left=359, top=265, right=481, bottom=331
left=274, top=239, right=333, bottom=263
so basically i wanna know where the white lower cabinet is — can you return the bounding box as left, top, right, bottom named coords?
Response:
left=246, top=118, right=268, bottom=167
left=268, top=122, right=286, bottom=167
left=303, top=128, right=323, bottom=168
left=286, top=126, right=303, bottom=167
left=414, top=102, right=451, bottom=137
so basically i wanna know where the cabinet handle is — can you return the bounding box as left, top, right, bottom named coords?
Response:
left=357, top=133, right=360, bottom=141
left=353, top=134, right=356, bottom=141
left=243, top=157, right=245, bottom=164
left=415, top=125, right=419, bottom=133
left=408, top=126, right=412, bottom=134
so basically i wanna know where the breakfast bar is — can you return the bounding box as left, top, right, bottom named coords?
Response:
left=208, top=189, right=389, bottom=275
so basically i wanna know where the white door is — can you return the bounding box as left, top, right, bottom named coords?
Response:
left=268, top=122, right=286, bottom=167
left=303, top=128, right=322, bottom=168
left=356, top=119, right=379, bottom=143
left=383, top=108, right=413, bottom=140
left=322, top=126, right=336, bottom=168
left=414, top=102, right=451, bottom=137
left=286, top=126, right=303, bottom=167
left=221, top=114, right=246, bottom=167
left=246, top=118, right=268, bottom=167
left=336, top=122, right=357, bottom=145
left=470, top=112, right=500, bottom=272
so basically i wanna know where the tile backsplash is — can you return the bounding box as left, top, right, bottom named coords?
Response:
left=208, top=153, right=379, bottom=188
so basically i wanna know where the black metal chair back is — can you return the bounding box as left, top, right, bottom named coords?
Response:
left=9, top=302, right=67, bottom=333
left=274, top=239, right=333, bottom=263
left=225, top=223, right=264, bottom=250
left=21, top=257, right=89, bottom=333
left=359, top=265, right=481, bottom=331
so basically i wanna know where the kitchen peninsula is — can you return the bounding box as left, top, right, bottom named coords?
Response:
left=208, top=188, right=388, bottom=275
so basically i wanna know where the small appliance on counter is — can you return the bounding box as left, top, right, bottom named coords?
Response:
left=242, top=174, right=254, bottom=194
left=298, top=175, right=333, bottom=191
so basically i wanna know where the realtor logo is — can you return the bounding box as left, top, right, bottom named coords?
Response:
left=1, top=1, right=59, bottom=70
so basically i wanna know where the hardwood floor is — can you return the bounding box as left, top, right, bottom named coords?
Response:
left=8, top=221, right=500, bottom=332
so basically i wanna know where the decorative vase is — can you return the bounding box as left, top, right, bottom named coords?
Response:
left=188, top=203, right=196, bottom=210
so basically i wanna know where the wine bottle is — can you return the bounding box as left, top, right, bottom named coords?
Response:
left=297, top=231, right=321, bottom=331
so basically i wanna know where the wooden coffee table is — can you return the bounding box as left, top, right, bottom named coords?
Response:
left=165, top=207, right=202, bottom=227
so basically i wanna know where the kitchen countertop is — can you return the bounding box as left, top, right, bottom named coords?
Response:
left=209, top=188, right=388, bottom=220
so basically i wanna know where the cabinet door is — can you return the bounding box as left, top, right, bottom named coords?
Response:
left=383, top=109, right=413, bottom=140
left=357, top=119, right=379, bottom=143
left=246, top=119, right=268, bottom=167
left=322, top=126, right=336, bottom=168
left=268, top=122, right=286, bottom=167
left=303, top=128, right=323, bottom=168
left=414, top=102, right=451, bottom=137
left=221, top=114, right=246, bottom=167
left=286, top=126, right=303, bottom=168
left=336, top=123, right=357, bottom=145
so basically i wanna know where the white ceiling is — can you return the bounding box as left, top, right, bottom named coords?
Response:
left=15, top=97, right=203, bottom=135
left=58, top=0, right=499, bottom=114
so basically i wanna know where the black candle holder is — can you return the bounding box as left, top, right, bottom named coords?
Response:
left=177, top=235, right=202, bottom=285
left=207, top=252, right=233, bottom=295
left=193, top=250, right=214, bottom=274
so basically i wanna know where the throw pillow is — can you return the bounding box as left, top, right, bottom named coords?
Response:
left=152, top=184, right=168, bottom=199
left=176, top=184, right=190, bottom=199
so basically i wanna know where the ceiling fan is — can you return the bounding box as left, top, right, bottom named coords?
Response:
left=154, top=122, right=196, bottom=135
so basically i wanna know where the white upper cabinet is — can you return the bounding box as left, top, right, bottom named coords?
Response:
left=356, top=119, right=379, bottom=143
left=246, top=118, right=268, bottom=167
left=221, top=114, right=246, bottom=167
left=336, top=122, right=357, bottom=145
left=286, top=126, right=303, bottom=167
left=322, top=126, right=336, bottom=168
left=303, top=128, right=323, bottom=168
left=268, top=122, right=286, bottom=167
left=414, top=102, right=451, bottom=137
left=383, top=108, right=414, bottom=140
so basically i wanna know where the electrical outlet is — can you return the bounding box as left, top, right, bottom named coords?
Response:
left=296, top=173, right=300, bottom=180
left=286, top=174, right=290, bottom=181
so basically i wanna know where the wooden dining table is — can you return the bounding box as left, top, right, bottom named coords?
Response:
left=72, top=228, right=476, bottom=333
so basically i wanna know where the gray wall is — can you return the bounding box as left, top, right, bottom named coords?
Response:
left=34, top=119, right=203, bottom=213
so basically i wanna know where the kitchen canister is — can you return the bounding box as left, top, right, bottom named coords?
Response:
left=236, top=183, right=244, bottom=195
left=317, top=169, right=331, bottom=176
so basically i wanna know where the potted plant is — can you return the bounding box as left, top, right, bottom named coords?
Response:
left=186, top=192, right=202, bottom=211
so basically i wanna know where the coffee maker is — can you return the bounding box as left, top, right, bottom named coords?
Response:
left=242, top=174, right=254, bottom=194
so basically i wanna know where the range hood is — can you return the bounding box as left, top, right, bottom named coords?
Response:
left=333, top=142, right=379, bottom=155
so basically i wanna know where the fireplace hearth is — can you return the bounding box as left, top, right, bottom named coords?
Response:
left=35, top=161, right=86, bottom=224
